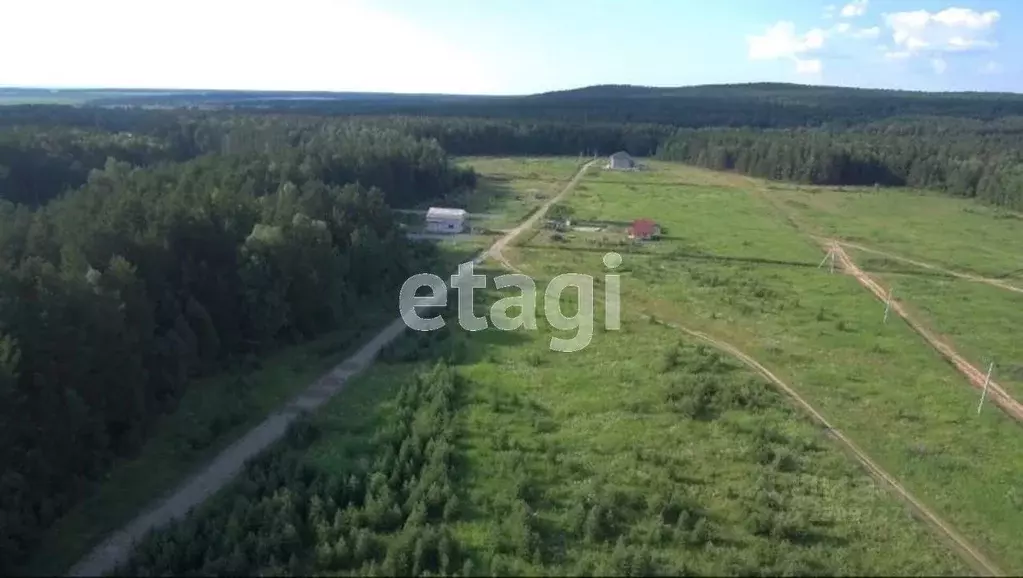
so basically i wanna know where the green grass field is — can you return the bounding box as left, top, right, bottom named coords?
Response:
left=764, top=182, right=1023, bottom=282
left=107, top=157, right=1023, bottom=576
left=845, top=247, right=1023, bottom=400
left=511, top=161, right=1023, bottom=572
left=455, top=156, right=584, bottom=230
left=116, top=281, right=968, bottom=576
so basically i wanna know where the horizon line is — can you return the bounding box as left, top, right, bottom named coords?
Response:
left=3, top=82, right=1023, bottom=99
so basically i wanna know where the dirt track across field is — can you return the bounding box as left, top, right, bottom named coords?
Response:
left=750, top=181, right=1023, bottom=423
left=498, top=251, right=1003, bottom=576
left=822, top=238, right=1023, bottom=296
left=820, top=240, right=1023, bottom=424
left=497, top=173, right=1003, bottom=576
left=647, top=314, right=1003, bottom=577
left=67, top=160, right=596, bottom=578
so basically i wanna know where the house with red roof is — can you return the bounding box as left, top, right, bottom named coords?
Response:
left=628, top=218, right=661, bottom=240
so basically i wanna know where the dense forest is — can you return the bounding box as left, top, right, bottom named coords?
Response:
left=16, top=82, right=1023, bottom=127
left=4, top=92, right=1023, bottom=208
left=0, top=113, right=475, bottom=572
left=3, top=81, right=1023, bottom=572
left=118, top=360, right=469, bottom=577
left=656, top=118, right=1023, bottom=209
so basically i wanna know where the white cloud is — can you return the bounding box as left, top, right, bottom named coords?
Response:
left=835, top=22, right=851, bottom=33
left=981, top=61, right=1003, bottom=75
left=0, top=0, right=502, bottom=94
left=931, top=58, right=947, bottom=74
left=884, top=8, right=1000, bottom=55
left=747, top=21, right=828, bottom=74
left=824, top=4, right=836, bottom=19
left=795, top=59, right=823, bottom=75
left=748, top=22, right=826, bottom=60
left=840, top=0, right=869, bottom=18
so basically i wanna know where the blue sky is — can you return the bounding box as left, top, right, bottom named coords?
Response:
left=0, top=0, right=1017, bottom=94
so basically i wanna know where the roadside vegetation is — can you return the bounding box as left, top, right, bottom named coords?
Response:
left=510, top=160, right=1023, bottom=572
left=109, top=157, right=1023, bottom=576
left=6, top=85, right=1023, bottom=576
left=116, top=283, right=968, bottom=576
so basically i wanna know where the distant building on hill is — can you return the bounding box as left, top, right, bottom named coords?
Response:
left=425, top=207, right=466, bottom=233
left=607, top=151, right=635, bottom=170
left=628, top=218, right=661, bottom=240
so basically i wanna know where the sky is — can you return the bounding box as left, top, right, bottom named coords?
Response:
left=0, top=0, right=1018, bottom=94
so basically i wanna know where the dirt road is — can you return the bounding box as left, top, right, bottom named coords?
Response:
left=485, top=159, right=596, bottom=270
left=821, top=240, right=1023, bottom=423
left=645, top=313, right=1003, bottom=577
left=749, top=181, right=1023, bottom=421
left=747, top=182, right=1023, bottom=297
left=66, top=318, right=409, bottom=577
left=496, top=236, right=1003, bottom=576
left=67, top=160, right=596, bottom=577
left=831, top=239, right=1023, bottom=296
left=490, top=179, right=1002, bottom=575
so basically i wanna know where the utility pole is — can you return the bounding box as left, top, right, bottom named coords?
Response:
left=883, top=288, right=894, bottom=324
left=977, top=362, right=995, bottom=415
left=818, top=244, right=836, bottom=274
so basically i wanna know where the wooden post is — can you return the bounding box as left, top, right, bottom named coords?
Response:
left=977, top=362, right=995, bottom=415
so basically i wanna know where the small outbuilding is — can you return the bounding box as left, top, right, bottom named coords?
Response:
left=628, top=218, right=661, bottom=240
left=425, top=207, right=467, bottom=234
left=607, top=151, right=636, bottom=170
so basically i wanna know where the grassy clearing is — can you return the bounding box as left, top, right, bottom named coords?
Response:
left=508, top=160, right=1023, bottom=572
left=109, top=157, right=1012, bottom=576
left=762, top=182, right=1023, bottom=281
left=453, top=157, right=583, bottom=230
left=846, top=246, right=1023, bottom=399
left=73, top=157, right=1023, bottom=575
left=116, top=280, right=967, bottom=575
left=24, top=246, right=475, bottom=576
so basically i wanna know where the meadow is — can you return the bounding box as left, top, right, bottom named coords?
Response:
left=845, top=247, right=1023, bottom=400
left=763, top=182, right=1023, bottom=282
left=511, top=160, right=1023, bottom=572
left=115, top=282, right=968, bottom=576
left=454, top=156, right=585, bottom=231
left=108, top=157, right=1023, bottom=576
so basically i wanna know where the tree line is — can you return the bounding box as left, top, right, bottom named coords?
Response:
left=0, top=112, right=476, bottom=208
left=119, top=361, right=466, bottom=576
left=656, top=120, right=1023, bottom=209
left=0, top=116, right=475, bottom=572
left=5, top=103, right=1022, bottom=210
left=76, top=82, right=1023, bottom=128
left=3, top=92, right=1023, bottom=571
